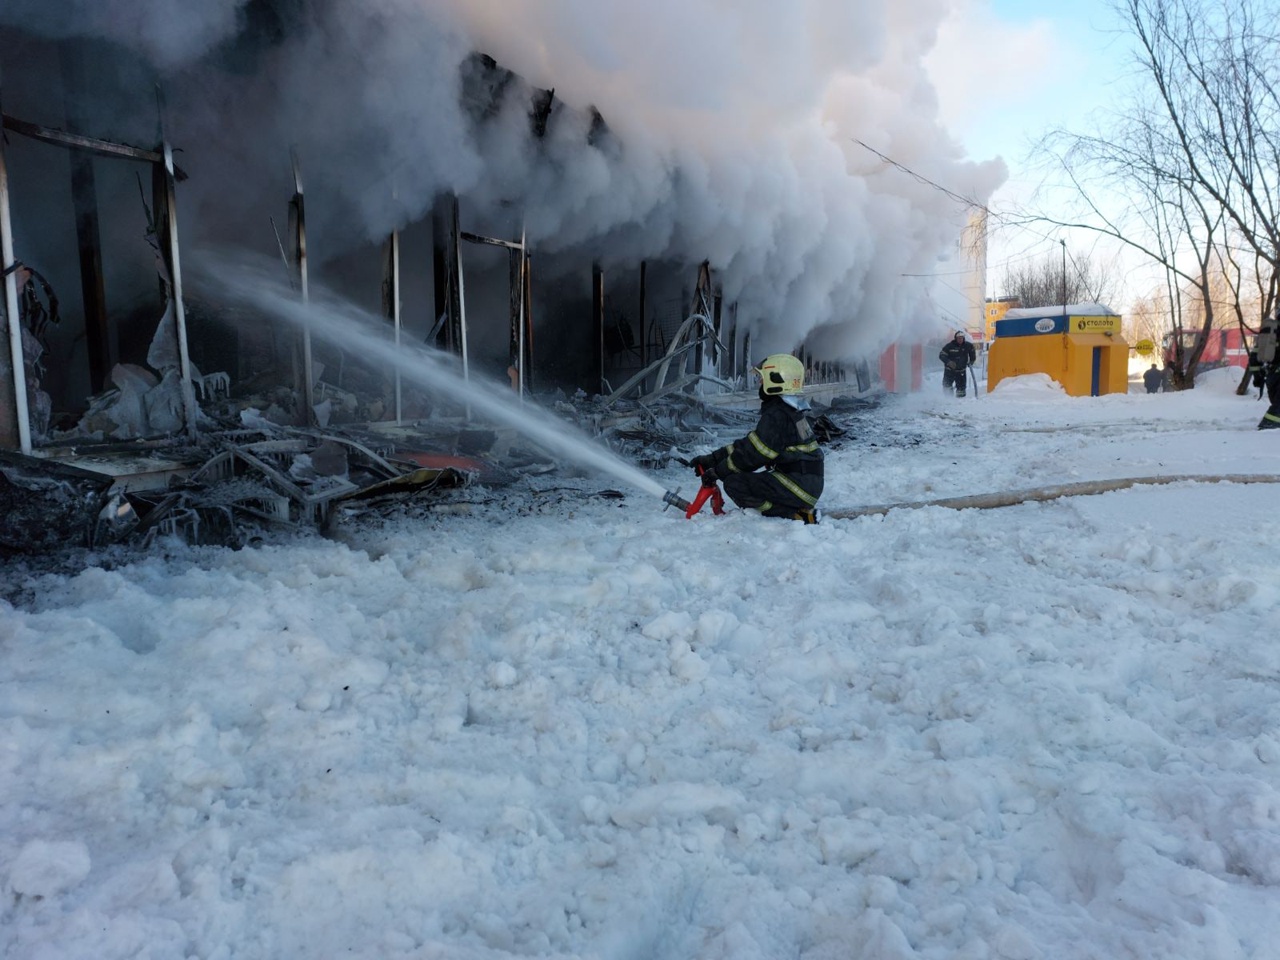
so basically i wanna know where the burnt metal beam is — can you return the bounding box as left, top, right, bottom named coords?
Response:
left=713, top=287, right=723, bottom=377
left=1, top=114, right=188, bottom=180
left=62, top=49, right=111, bottom=393
left=601, top=311, right=731, bottom=408
left=288, top=148, right=315, bottom=426
left=1, top=97, right=30, bottom=453
left=453, top=197, right=471, bottom=414
left=508, top=242, right=521, bottom=396
left=501, top=227, right=532, bottom=401
left=430, top=197, right=450, bottom=351
left=522, top=250, right=534, bottom=394
left=148, top=87, right=198, bottom=440
left=693, top=262, right=712, bottom=378
left=461, top=53, right=516, bottom=124
left=460, top=231, right=524, bottom=251
left=638, top=260, right=647, bottom=371
left=727, top=302, right=739, bottom=380
left=435, top=194, right=464, bottom=355
left=592, top=263, right=604, bottom=395
left=587, top=107, right=609, bottom=148
left=69, top=152, right=110, bottom=392
left=382, top=229, right=402, bottom=422
left=530, top=87, right=555, bottom=138
left=157, top=142, right=198, bottom=439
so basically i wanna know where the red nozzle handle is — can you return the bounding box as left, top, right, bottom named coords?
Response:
left=685, top=482, right=726, bottom=518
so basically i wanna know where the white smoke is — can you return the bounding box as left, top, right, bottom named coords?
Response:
left=1, top=0, right=1004, bottom=358
left=446, top=0, right=1005, bottom=354
left=0, top=0, right=245, bottom=69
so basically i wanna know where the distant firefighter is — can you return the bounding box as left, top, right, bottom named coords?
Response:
left=939, top=330, right=976, bottom=398
left=1256, top=315, right=1280, bottom=430
left=1143, top=363, right=1162, bottom=394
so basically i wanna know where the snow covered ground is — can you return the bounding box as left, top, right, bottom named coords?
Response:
left=4, top=369, right=1280, bottom=960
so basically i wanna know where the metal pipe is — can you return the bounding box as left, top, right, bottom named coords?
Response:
left=592, top=263, right=604, bottom=394
left=517, top=225, right=526, bottom=405
left=456, top=215, right=471, bottom=420
left=431, top=198, right=450, bottom=351
left=460, top=231, right=525, bottom=251
left=161, top=139, right=198, bottom=439
left=390, top=229, right=402, bottom=422
left=290, top=149, right=314, bottom=424
left=638, top=260, right=647, bottom=373
left=62, top=46, right=111, bottom=394
left=0, top=103, right=31, bottom=454
left=2, top=113, right=172, bottom=168
left=1060, top=238, right=1067, bottom=317
left=523, top=250, right=535, bottom=395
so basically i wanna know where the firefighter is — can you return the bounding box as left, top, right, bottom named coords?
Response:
left=1246, top=349, right=1266, bottom=398
left=1143, top=363, right=1163, bottom=393
left=939, top=330, right=976, bottom=397
left=1256, top=315, right=1280, bottom=430
left=690, top=353, right=823, bottom=522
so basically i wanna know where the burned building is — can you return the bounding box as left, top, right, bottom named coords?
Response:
left=0, top=3, right=1001, bottom=550
left=0, top=39, right=789, bottom=548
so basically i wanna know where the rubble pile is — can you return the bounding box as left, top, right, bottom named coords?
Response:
left=1, top=376, right=881, bottom=560
left=0, top=450, right=114, bottom=555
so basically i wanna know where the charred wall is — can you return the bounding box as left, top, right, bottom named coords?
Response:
left=0, top=23, right=737, bottom=447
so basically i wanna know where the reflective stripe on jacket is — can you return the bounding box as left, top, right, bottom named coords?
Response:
left=712, top=395, right=823, bottom=503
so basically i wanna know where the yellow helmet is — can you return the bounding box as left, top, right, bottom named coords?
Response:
left=756, top=353, right=805, bottom=396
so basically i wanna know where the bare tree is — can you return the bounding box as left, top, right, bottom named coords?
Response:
left=1127, top=290, right=1170, bottom=347
left=1217, top=225, right=1277, bottom=391
left=1000, top=249, right=1120, bottom=310
left=1017, top=0, right=1280, bottom=388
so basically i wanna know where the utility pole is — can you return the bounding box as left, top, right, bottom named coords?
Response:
left=1060, top=239, right=1067, bottom=316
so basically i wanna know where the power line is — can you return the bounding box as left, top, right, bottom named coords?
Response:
left=902, top=268, right=977, bottom=278
left=988, top=240, right=1061, bottom=273
left=921, top=288, right=965, bottom=327
left=851, top=138, right=987, bottom=211
left=851, top=139, right=1129, bottom=305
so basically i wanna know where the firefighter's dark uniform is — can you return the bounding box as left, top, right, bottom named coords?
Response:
left=939, top=338, right=976, bottom=396
left=1260, top=363, right=1280, bottom=430
left=1143, top=365, right=1163, bottom=393
left=1252, top=315, right=1279, bottom=429
left=696, top=394, right=823, bottom=519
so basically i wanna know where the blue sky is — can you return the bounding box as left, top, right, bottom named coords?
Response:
left=925, top=0, right=1150, bottom=307
left=929, top=0, right=1124, bottom=163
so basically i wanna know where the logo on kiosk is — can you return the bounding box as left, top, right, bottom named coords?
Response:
left=1068, top=315, right=1122, bottom=334
left=1034, top=318, right=1057, bottom=333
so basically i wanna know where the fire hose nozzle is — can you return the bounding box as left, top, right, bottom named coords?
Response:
left=662, top=490, right=691, bottom=512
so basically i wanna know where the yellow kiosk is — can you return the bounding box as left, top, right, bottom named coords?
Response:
left=987, top=305, right=1129, bottom=396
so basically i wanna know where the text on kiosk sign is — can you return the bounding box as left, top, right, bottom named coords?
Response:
left=1068, top=315, right=1122, bottom=335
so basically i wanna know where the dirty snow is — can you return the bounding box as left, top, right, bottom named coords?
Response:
left=3, top=369, right=1280, bottom=960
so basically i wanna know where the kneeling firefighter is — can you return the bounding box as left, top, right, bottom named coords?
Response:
left=690, top=353, right=824, bottom=522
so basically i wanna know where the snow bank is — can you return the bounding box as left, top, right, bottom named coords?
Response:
left=3, top=384, right=1280, bottom=959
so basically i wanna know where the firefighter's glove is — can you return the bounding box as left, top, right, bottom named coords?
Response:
left=699, top=465, right=720, bottom=487
left=690, top=453, right=716, bottom=474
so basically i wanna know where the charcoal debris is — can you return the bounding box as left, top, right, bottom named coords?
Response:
left=1, top=381, right=886, bottom=563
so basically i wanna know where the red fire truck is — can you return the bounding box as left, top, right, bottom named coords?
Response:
left=1161, top=327, right=1250, bottom=370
